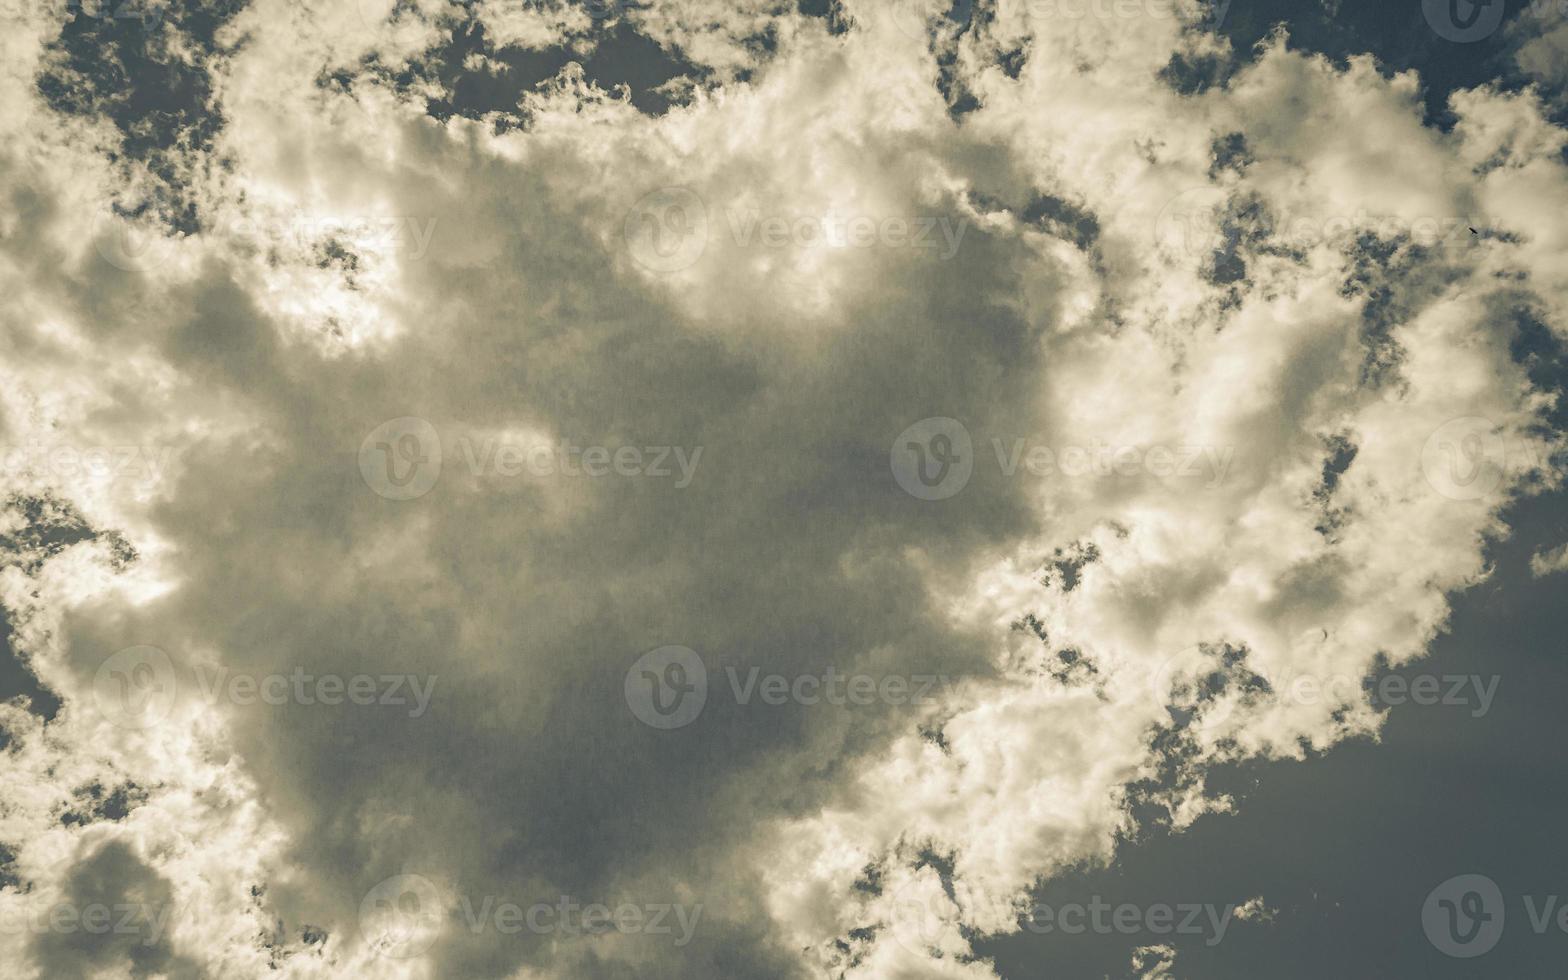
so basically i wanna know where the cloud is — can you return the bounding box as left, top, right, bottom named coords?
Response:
left=0, top=2, right=1564, bottom=979
left=1530, top=540, right=1568, bottom=576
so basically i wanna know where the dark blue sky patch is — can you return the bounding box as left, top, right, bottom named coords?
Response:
left=1022, top=194, right=1100, bottom=251
left=1210, top=0, right=1542, bottom=127
left=797, top=0, right=852, bottom=35
left=37, top=1, right=247, bottom=233
left=60, top=781, right=150, bottom=827
left=0, top=842, right=21, bottom=891
left=1159, top=49, right=1236, bottom=96
left=0, top=609, right=60, bottom=724
left=0, top=495, right=136, bottom=577
left=1338, top=235, right=1418, bottom=389
left=1209, top=131, right=1251, bottom=178
left=352, top=18, right=707, bottom=124
left=977, top=491, right=1568, bottom=980
left=1510, top=305, right=1568, bottom=435
left=0, top=494, right=136, bottom=725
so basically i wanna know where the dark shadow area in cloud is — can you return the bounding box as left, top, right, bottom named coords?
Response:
left=29, top=838, right=203, bottom=980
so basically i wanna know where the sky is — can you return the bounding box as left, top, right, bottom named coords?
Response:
left=1, top=1, right=1567, bottom=978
